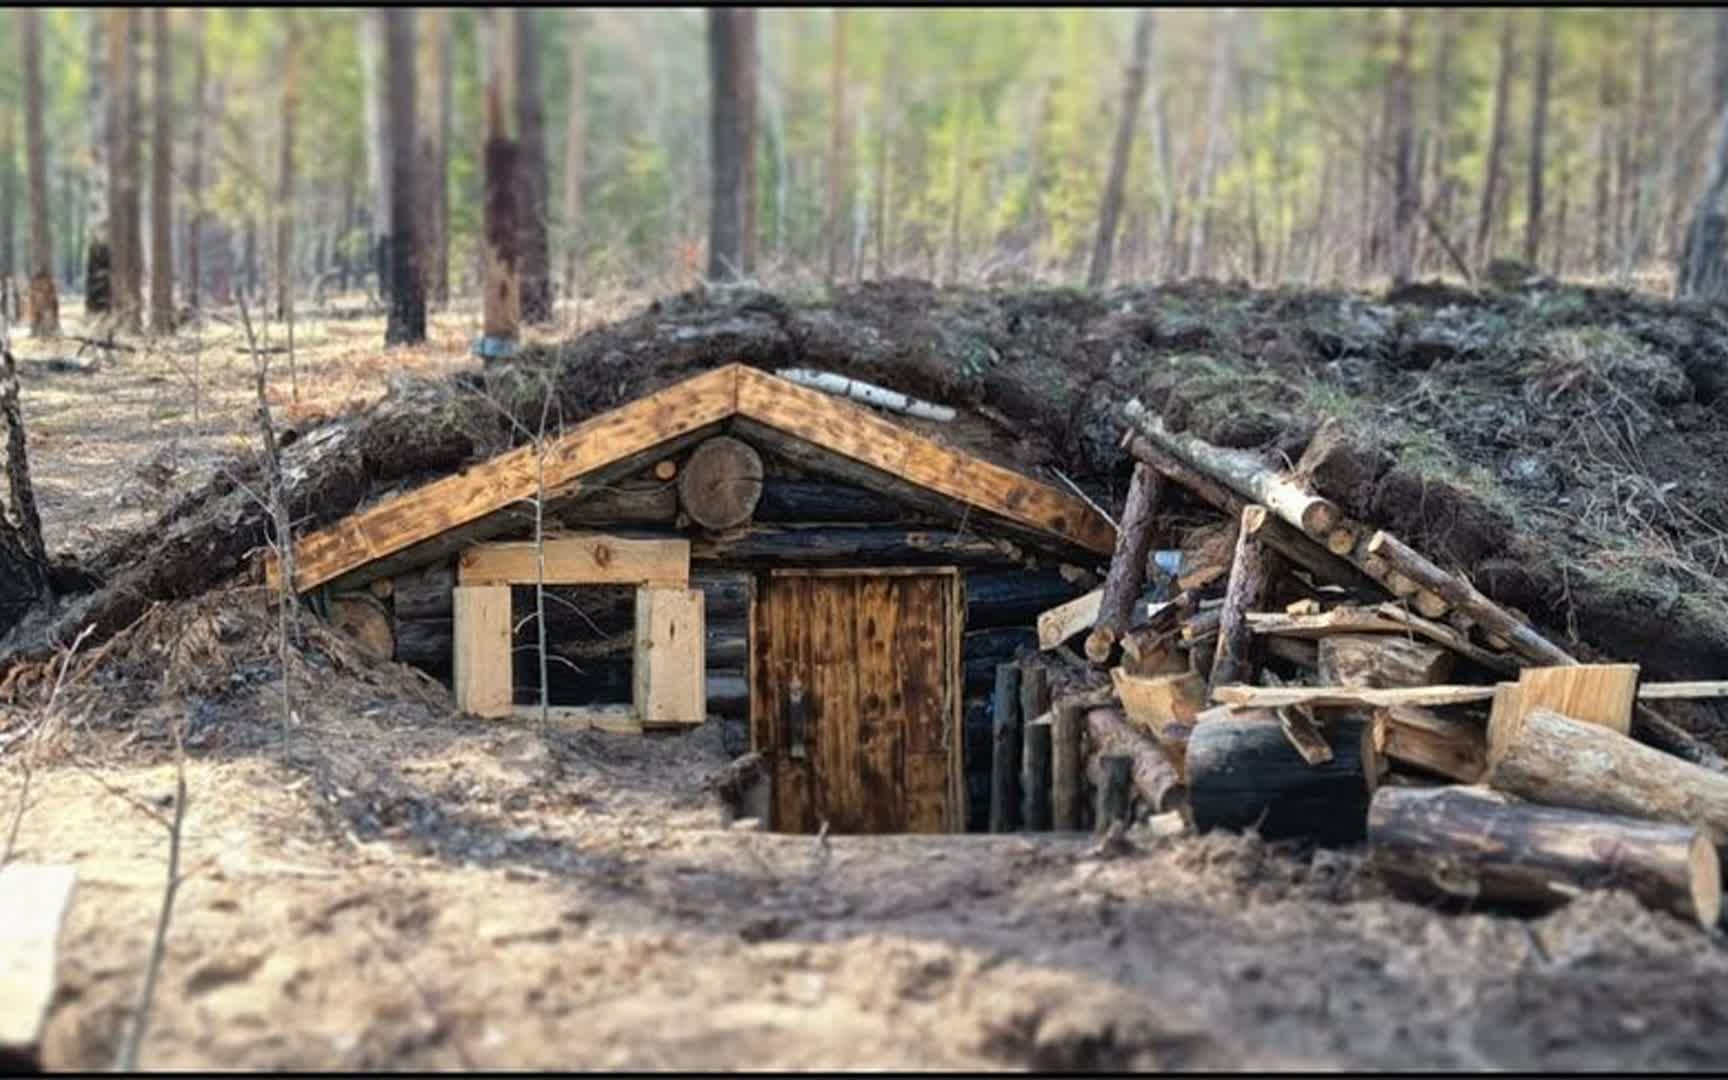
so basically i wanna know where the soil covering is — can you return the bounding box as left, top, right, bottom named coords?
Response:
left=6, top=276, right=1728, bottom=741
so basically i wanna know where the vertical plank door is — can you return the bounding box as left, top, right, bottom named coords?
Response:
left=751, top=569, right=961, bottom=834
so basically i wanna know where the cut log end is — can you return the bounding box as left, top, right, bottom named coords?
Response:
left=1690, top=832, right=1723, bottom=929
left=677, top=436, right=765, bottom=531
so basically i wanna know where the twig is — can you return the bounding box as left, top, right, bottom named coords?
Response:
left=240, top=294, right=297, bottom=737
left=113, top=725, right=190, bottom=1073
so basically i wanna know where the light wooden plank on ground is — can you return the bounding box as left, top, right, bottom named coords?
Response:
left=454, top=585, right=512, bottom=718
left=736, top=365, right=1116, bottom=555
left=459, top=533, right=690, bottom=587
left=511, top=705, right=643, bottom=734
left=0, top=864, right=77, bottom=1051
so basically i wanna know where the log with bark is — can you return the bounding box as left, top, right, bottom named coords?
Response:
left=1372, top=705, right=1486, bottom=783
left=1084, top=704, right=1185, bottom=816
left=393, top=561, right=456, bottom=619
left=989, top=663, right=1022, bottom=833
left=1020, top=664, right=1053, bottom=830
left=1486, top=706, right=1728, bottom=835
left=691, top=525, right=1023, bottom=566
left=1121, top=400, right=1341, bottom=537
left=1084, top=461, right=1160, bottom=664
left=753, top=479, right=915, bottom=523
left=1052, top=700, right=1084, bottom=830
left=1186, top=711, right=1380, bottom=845
left=1318, top=633, right=1454, bottom=689
left=1210, top=505, right=1275, bottom=690
left=1367, top=785, right=1721, bottom=928
left=964, top=569, right=1086, bottom=630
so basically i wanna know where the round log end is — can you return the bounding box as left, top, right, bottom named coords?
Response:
left=653, top=459, right=679, bottom=481
left=1689, top=833, right=1723, bottom=929
left=1298, top=499, right=1340, bottom=538
left=1326, top=527, right=1358, bottom=556
left=1414, top=590, right=1450, bottom=620
left=1084, top=626, right=1116, bottom=665
left=678, top=436, right=765, bottom=531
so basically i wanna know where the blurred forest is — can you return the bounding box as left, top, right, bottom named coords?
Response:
left=3, top=7, right=1727, bottom=339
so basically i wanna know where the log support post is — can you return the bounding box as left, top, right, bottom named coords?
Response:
left=989, top=662, right=1022, bottom=833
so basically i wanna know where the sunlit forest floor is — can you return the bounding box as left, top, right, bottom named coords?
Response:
left=9, top=277, right=1728, bottom=1069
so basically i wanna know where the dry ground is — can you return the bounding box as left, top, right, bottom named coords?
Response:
left=6, top=293, right=1728, bottom=1072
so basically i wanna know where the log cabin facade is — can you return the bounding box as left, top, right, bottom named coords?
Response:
left=271, top=364, right=1118, bottom=834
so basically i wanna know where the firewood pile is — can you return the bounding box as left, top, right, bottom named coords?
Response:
left=999, top=399, right=1728, bottom=930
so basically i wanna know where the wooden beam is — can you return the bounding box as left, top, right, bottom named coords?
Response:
left=273, top=365, right=740, bottom=592
left=634, top=586, right=706, bottom=725
left=1212, top=684, right=1500, bottom=709
left=736, top=365, right=1116, bottom=555
left=458, top=533, right=690, bottom=587
left=453, top=585, right=512, bottom=718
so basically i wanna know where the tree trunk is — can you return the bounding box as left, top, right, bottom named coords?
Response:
left=1, top=100, right=15, bottom=297
left=1388, top=9, right=1417, bottom=286
left=415, top=9, right=449, bottom=310
left=479, top=9, right=519, bottom=349
left=1679, top=100, right=1728, bottom=299
left=561, top=10, right=586, bottom=304
left=382, top=8, right=424, bottom=346
left=433, top=10, right=452, bottom=307
left=148, top=8, right=173, bottom=334
left=706, top=8, right=756, bottom=282
left=1, top=347, right=49, bottom=630
left=1475, top=12, right=1515, bottom=268
left=274, top=16, right=301, bottom=323
left=109, top=9, right=143, bottom=332
left=19, top=9, right=59, bottom=336
left=515, top=8, right=551, bottom=324
left=824, top=10, right=848, bottom=285
left=1210, top=505, right=1273, bottom=690
left=1368, top=786, right=1720, bottom=928
left=1523, top=10, right=1554, bottom=266
left=185, top=9, right=207, bottom=313
left=871, top=30, right=895, bottom=279
left=1087, top=9, right=1155, bottom=290
left=1187, top=11, right=1234, bottom=278
left=360, top=11, right=391, bottom=302
left=1084, top=705, right=1184, bottom=816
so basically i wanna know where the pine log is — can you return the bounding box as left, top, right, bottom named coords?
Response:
left=1366, top=531, right=1571, bottom=666
left=1124, top=433, right=1383, bottom=598
left=395, top=617, right=453, bottom=667
left=1121, top=400, right=1341, bottom=537
left=554, top=481, right=678, bottom=526
left=692, top=525, right=1023, bottom=566
left=1085, top=461, right=1162, bottom=664
left=1052, top=701, right=1084, bottom=830
left=692, top=568, right=753, bottom=621
left=1372, top=705, right=1486, bottom=783
left=706, top=670, right=748, bottom=716
left=1037, top=588, right=1102, bottom=651
left=990, top=663, right=1023, bottom=833
left=393, top=561, right=456, bottom=620
left=1367, top=785, right=1721, bottom=928
left=1084, top=705, right=1185, bottom=816
left=1020, top=665, right=1053, bottom=830
left=329, top=593, right=394, bottom=661
left=705, top=623, right=748, bottom=668
left=1318, top=634, right=1454, bottom=689
left=1488, top=707, right=1728, bottom=835
left=964, top=569, right=1086, bottom=630
left=1187, top=713, right=1379, bottom=845
left=1210, top=505, right=1274, bottom=690
left=754, top=479, right=913, bottom=524
left=1213, top=684, right=1498, bottom=709
left=678, top=435, right=765, bottom=530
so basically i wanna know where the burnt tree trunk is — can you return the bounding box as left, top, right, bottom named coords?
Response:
left=185, top=9, right=207, bottom=312
left=515, top=8, right=551, bottom=324
left=707, top=8, right=756, bottom=282
left=148, top=8, right=173, bottom=334
left=1, top=345, right=48, bottom=629
left=480, top=10, right=519, bottom=350
left=1087, top=8, right=1155, bottom=289
left=383, top=8, right=425, bottom=346
left=560, top=10, right=586, bottom=302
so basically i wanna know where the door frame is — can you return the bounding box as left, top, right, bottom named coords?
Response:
left=748, top=566, right=965, bottom=833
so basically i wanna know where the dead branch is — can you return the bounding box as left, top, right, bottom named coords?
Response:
left=240, top=294, right=297, bottom=736
left=113, top=725, right=189, bottom=1073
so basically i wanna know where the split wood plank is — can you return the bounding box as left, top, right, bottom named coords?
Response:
left=737, top=366, right=1116, bottom=555
left=1514, top=664, right=1639, bottom=736
left=1110, top=669, right=1206, bottom=737
left=0, top=864, right=77, bottom=1051
left=1244, top=605, right=1518, bottom=674
left=1371, top=705, right=1487, bottom=783
left=453, top=585, right=512, bottom=718
left=1635, top=681, right=1728, bottom=700
left=1211, top=684, right=1500, bottom=709
left=273, top=365, right=738, bottom=592
left=634, top=587, right=706, bottom=725
left=458, top=533, right=690, bottom=587
left=1278, top=705, right=1333, bottom=765
left=1037, top=588, right=1102, bottom=651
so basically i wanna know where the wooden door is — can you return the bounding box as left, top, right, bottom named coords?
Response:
left=751, top=568, right=963, bottom=834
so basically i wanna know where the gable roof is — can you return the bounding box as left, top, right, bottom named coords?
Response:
left=269, top=364, right=1118, bottom=594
